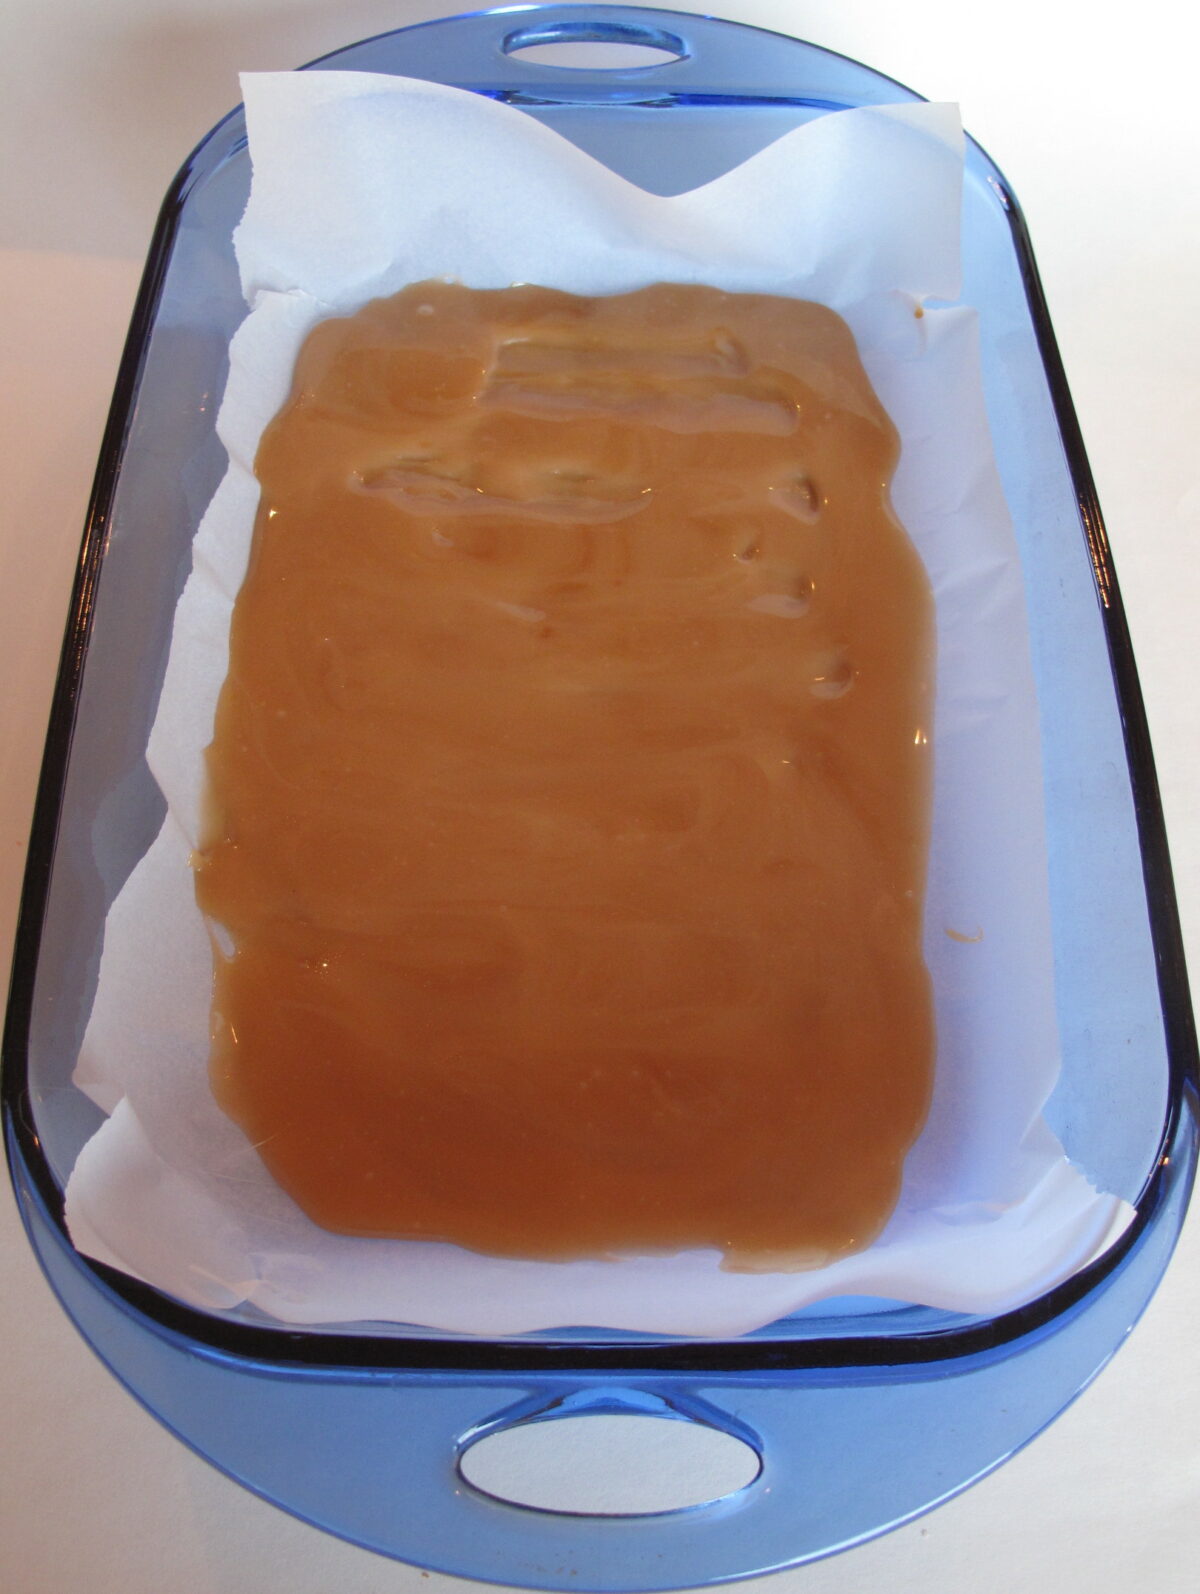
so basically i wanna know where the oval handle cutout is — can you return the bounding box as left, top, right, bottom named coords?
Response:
left=503, top=24, right=685, bottom=72
left=459, top=1412, right=761, bottom=1516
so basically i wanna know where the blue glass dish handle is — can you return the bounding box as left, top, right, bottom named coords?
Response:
left=316, top=3, right=921, bottom=108
left=11, top=1099, right=1196, bottom=1589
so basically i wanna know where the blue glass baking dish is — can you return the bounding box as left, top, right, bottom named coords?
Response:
left=4, top=6, right=1197, bottom=1587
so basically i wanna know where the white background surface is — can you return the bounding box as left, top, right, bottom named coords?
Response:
left=2, top=1, right=1198, bottom=1590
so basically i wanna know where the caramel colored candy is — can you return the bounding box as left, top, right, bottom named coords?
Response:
left=195, top=282, right=935, bottom=1270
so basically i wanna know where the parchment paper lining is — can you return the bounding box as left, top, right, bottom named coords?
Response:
left=64, top=75, right=1132, bottom=1336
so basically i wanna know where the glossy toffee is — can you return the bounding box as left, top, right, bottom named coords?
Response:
left=194, top=281, right=935, bottom=1270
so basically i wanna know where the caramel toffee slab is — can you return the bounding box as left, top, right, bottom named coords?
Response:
left=195, top=281, right=935, bottom=1269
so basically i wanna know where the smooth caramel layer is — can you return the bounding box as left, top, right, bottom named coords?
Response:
left=195, top=281, right=935, bottom=1269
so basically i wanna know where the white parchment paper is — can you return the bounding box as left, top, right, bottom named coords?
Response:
left=64, top=74, right=1132, bottom=1336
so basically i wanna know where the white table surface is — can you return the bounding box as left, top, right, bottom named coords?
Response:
left=3, top=2, right=1199, bottom=1590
